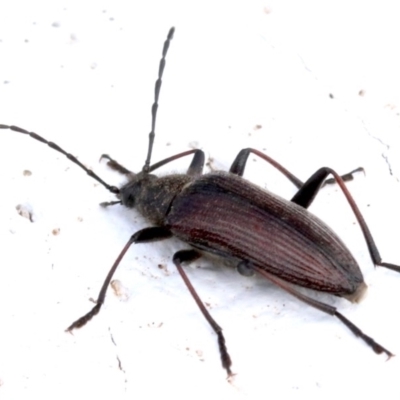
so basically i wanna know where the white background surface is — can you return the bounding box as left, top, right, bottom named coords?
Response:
left=1, top=1, right=400, bottom=399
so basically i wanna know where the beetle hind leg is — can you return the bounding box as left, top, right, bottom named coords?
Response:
left=291, top=167, right=400, bottom=273
left=253, top=265, right=394, bottom=359
left=173, top=249, right=233, bottom=377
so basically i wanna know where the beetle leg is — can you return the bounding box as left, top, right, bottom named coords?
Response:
left=290, top=167, right=327, bottom=208
left=66, top=226, right=172, bottom=332
left=229, top=148, right=303, bottom=188
left=100, top=154, right=134, bottom=176
left=252, top=265, right=394, bottom=359
left=148, top=149, right=205, bottom=176
left=173, top=249, right=233, bottom=377
left=186, top=149, right=205, bottom=176
left=229, top=148, right=363, bottom=191
left=322, top=167, right=365, bottom=187
left=100, top=200, right=122, bottom=208
left=291, top=167, right=400, bottom=272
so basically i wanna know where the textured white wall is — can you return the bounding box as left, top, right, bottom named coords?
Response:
left=0, top=1, right=399, bottom=398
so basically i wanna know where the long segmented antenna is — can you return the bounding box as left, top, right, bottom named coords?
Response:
left=142, top=27, right=175, bottom=174
left=0, top=124, right=119, bottom=194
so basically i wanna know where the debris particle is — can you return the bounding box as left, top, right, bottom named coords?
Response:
left=23, top=169, right=32, bottom=176
left=111, top=279, right=130, bottom=301
left=16, top=204, right=34, bottom=222
left=52, top=228, right=60, bottom=236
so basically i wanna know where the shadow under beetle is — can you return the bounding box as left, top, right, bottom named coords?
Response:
left=1, top=27, right=400, bottom=377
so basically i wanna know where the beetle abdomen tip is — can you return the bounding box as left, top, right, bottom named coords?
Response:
left=344, top=281, right=368, bottom=303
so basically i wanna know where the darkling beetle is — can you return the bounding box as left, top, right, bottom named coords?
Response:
left=1, top=27, right=399, bottom=377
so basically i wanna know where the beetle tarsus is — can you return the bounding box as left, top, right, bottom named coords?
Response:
left=217, top=330, right=233, bottom=377
left=334, top=311, right=394, bottom=358
left=173, top=249, right=233, bottom=376
left=66, top=303, right=102, bottom=332
left=322, top=167, right=365, bottom=186
left=100, top=200, right=122, bottom=208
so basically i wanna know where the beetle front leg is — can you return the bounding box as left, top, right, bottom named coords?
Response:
left=291, top=167, right=400, bottom=273
left=173, top=249, right=233, bottom=377
left=148, top=149, right=205, bottom=176
left=100, top=154, right=134, bottom=176
left=66, top=226, right=172, bottom=331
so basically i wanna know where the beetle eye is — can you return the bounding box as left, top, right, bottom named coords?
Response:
left=122, top=191, right=135, bottom=207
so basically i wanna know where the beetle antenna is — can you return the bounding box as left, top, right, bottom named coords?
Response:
left=142, top=27, right=175, bottom=174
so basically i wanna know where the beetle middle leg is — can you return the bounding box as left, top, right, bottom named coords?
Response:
left=229, top=148, right=362, bottom=189
left=173, top=249, right=232, bottom=377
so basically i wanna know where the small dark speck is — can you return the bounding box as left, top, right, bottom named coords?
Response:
left=329, top=93, right=334, bottom=99
left=23, top=170, right=32, bottom=176
left=24, top=39, right=29, bottom=43
left=52, top=21, right=60, bottom=28
left=367, top=204, right=370, bottom=207
left=4, top=81, right=9, bottom=84
left=166, top=142, right=171, bottom=146
left=254, top=124, right=262, bottom=130
left=109, top=17, right=114, bottom=21
left=359, top=89, right=365, bottom=97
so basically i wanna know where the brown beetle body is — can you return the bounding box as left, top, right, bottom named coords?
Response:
left=1, top=26, right=397, bottom=377
left=166, top=171, right=366, bottom=302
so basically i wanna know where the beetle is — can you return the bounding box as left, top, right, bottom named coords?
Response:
left=1, top=27, right=399, bottom=377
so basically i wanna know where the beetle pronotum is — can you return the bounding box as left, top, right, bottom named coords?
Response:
left=1, top=27, right=399, bottom=377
